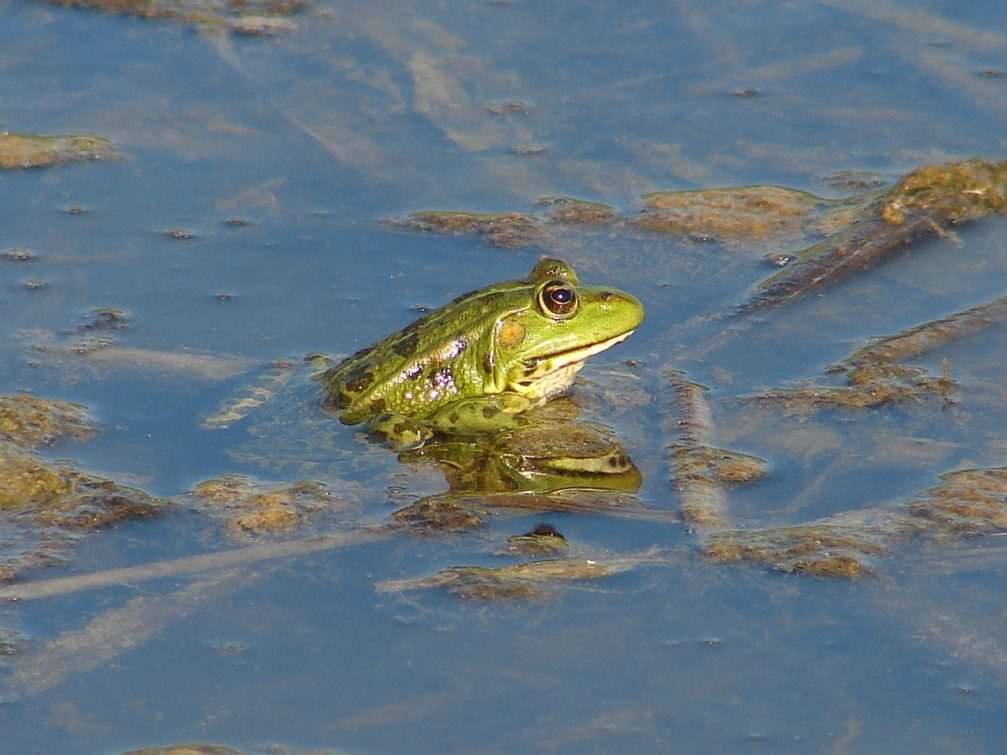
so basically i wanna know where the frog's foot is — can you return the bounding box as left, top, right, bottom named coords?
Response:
left=368, top=414, right=434, bottom=451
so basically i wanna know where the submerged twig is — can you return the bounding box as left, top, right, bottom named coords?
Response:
left=7, top=568, right=255, bottom=698
left=742, top=158, right=1007, bottom=313
left=665, top=372, right=768, bottom=530
left=848, top=294, right=1007, bottom=366
left=751, top=293, right=1007, bottom=412
left=0, top=526, right=395, bottom=602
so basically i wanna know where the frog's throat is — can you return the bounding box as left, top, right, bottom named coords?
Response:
left=509, top=329, right=636, bottom=398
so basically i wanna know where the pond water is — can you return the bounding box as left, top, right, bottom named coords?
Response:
left=3, top=1, right=1007, bottom=752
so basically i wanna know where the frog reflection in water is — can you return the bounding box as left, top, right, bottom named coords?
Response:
left=319, top=258, right=644, bottom=449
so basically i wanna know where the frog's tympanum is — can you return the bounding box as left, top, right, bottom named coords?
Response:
left=319, top=258, right=644, bottom=447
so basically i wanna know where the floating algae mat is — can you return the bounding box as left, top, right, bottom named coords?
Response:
left=0, top=132, right=117, bottom=170
left=43, top=0, right=304, bottom=33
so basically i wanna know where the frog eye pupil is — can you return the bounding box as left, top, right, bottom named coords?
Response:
left=540, top=281, right=578, bottom=317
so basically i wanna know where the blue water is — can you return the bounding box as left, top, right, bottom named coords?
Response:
left=3, top=1, right=1007, bottom=752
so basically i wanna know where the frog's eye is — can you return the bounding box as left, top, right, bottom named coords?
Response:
left=538, top=280, right=578, bottom=319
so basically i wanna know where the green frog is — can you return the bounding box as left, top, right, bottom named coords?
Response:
left=319, top=258, right=644, bottom=448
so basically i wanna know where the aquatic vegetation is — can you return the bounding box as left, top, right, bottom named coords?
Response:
left=120, top=744, right=244, bottom=755
left=704, top=523, right=888, bottom=577
left=501, top=523, right=570, bottom=556
left=635, top=185, right=831, bottom=241
left=188, top=474, right=334, bottom=538
left=391, top=496, right=490, bottom=532
left=537, top=196, right=619, bottom=225
left=0, top=394, right=163, bottom=580
left=743, top=158, right=1007, bottom=312
left=0, top=131, right=117, bottom=170
left=377, top=551, right=655, bottom=600
left=751, top=294, right=1007, bottom=412
left=392, top=210, right=547, bottom=249
left=200, top=358, right=298, bottom=429
left=665, top=372, right=767, bottom=529
left=20, top=324, right=255, bottom=382
left=395, top=158, right=1007, bottom=319
left=702, top=465, right=1007, bottom=577
left=0, top=393, right=93, bottom=448
left=880, top=158, right=1007, bottom=225
left=45, top=0, right=304, bottom=34
left=10, top=149, right=1007, bottom=598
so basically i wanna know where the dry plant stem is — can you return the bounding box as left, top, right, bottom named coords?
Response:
left=0, top=525, right=396, bottom=602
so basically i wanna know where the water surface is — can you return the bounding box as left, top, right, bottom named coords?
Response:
left=2, top=1, right=1007, bottom=752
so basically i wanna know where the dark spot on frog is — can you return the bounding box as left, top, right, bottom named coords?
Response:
left=349, top=343, right=376, bottom=361
left=345, top=365, right=374, bottom=393
left=392, top=331, right=420, bottom=358
left=482, top=353, right=494, bottom=375
left=404, top=363, right=424, bottom=381
left=333, top=390, right=352, bottom=409
left=369, top=398, right=386, bottom=415
left=481, top=406, right=500, bottom=419
left=448, top=411, right=461, bottom=424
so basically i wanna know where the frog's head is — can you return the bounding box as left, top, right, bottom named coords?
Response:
left=487, top=259, right=644, bottom=401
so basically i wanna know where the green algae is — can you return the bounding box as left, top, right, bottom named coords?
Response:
left=0, top=132, right=117, bottom=170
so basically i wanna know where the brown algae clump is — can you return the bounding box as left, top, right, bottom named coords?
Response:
left=502, top=523, right=569, bottom=556
left=881, top=158, right=1007, bottom=225
left=0, top=132, right=117, bottom=170
left=908, top=467, right=1007, bottom=534
left=391, top=496, right=489, bottom=532
left=704, top=524, right=888, bottom=577
left=0, top=445, right=70, bottom=509
left=703, top=465, right=1007, bottom=578
left=0, top=394, right=164, bottom=579
left=396, top=210, right=547, bottom=248
left=539, top=196, right=618, bottom=225
left=752, top=293, right=1007, bottom=413
left=378, top=557, right=626, bottom=600
left=190, top=475, right=332, bottom=538
left=0, top=394, right=94, bottom=448
left=635, top=186, right=828, bottom=241
left=46, top=0, right=303, bottom=34
left=31, top=471, right=162, bottom=530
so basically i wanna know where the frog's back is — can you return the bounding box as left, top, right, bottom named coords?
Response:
left=320, top=280, right=529, bottom=424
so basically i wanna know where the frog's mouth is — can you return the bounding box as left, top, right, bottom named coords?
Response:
left=512, top=329, right=636, bottom=396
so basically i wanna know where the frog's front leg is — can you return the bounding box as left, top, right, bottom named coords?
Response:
left=430, top=393, right=536, bottom=436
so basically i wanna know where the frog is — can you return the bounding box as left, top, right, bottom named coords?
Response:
left=318, top=258, right=644, bottom=448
